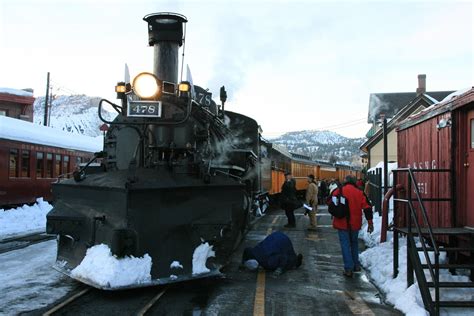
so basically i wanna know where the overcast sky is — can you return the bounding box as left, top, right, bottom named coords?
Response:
left=0, top=0, right=472, bottom=138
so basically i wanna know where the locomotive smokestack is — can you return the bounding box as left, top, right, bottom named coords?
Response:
left=143, top=13, right=187, bottom=84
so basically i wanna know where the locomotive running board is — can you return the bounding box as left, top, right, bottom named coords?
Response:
left=52, top=262, right=223, bottom=290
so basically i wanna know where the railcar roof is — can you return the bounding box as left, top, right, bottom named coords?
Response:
left=0, top=115, right=102, bottom=153
left=397, top=88, right=474, bottom=131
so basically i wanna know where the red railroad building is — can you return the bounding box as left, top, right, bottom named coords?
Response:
left=397, top=87, right=474, bottom=229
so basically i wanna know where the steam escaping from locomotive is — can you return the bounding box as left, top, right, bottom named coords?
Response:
left=46, top=13, right=262, bottom=289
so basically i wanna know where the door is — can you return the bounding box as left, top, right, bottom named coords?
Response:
left=466, top=110, right=474, bottom=227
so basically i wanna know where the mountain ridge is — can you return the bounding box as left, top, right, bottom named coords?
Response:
left=270, top=130, right=365, bottom=165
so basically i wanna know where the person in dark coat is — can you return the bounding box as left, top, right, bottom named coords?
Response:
left=242, top=231, right=303, bottom=274
left=319, top=178, right=328, bottom=204
left=280, top=172, right=299, bottom=228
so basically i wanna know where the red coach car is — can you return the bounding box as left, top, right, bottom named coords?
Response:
left=0, top=116, right=102, bottom=206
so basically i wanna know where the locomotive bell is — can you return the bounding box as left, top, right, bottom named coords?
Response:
left=143, top=13, right=188, bottom=84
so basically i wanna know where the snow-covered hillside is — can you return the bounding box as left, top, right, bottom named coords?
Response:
left=33, top=95, right=117, bottom=137
left=271, top=130, right=365, bottom=163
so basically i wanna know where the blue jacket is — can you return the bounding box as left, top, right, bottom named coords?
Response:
left=250, top=231, right=298, bottom=271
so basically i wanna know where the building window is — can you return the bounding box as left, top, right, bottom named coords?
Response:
left=9, top=149, right=19, bottom=178
left=0, top=109, right=7, bottom=116
left=36, top=152, right=44, bottom=178
left=63, top=155, right=69, bottom=176
left=55, top=154, right=62, bottom=176
left=21, top=150, right=30, bottom=177
left=46, top=153, right=53, bottom=178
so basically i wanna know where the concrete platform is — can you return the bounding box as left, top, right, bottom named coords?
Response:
left=147, top=206, right=402, bottom=315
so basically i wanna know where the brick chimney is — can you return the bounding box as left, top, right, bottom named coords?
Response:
left=416, top=74, right=426, bottom=95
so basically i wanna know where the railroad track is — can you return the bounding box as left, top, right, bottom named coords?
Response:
left=0, top=232, right=55, bottom=254
left=42, top=286, right=168, bottom=316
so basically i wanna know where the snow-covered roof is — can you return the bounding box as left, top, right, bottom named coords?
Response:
left=441, top=87, right=471, bottom=102
left=0, top=87, right=34, bottom=97
left=0, top=115, right=102, bottom=153
left=422, top=93, right=439, bottom=105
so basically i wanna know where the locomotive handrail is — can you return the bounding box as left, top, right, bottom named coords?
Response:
left=98, top=98, right=193, bottom=126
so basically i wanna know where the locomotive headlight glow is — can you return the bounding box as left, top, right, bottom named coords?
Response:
left=178, top=82, right=190, bottom=92
left=132, top=72, right=160, bottom=99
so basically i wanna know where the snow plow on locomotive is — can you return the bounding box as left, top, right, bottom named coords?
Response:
left=46, top=13, right=262, bottom=289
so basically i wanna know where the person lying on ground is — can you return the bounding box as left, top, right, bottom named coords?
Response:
left=241, top=231, right=303, bottom=276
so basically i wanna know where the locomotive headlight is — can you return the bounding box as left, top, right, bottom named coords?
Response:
left=178, top=82, right=190, bottom=92
left=133, top=72, right=160, bottom=99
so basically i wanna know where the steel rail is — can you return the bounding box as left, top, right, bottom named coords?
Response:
left=42, top=287, right=91, bottom=316
left=136, top=288, right=168, bottom=316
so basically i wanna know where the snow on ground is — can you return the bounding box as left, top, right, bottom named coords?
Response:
left=192, top=242, right=215, bottom=275
left=360, top=214, right=474, bottom=315
left=0, top=240, right=76, bottom=316
left=71, top=244, right=152, bottom=288
left=0, top=198, right=52, bottom=240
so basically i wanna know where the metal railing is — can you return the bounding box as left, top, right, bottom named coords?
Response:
left=392, top=168, right=452, bottom=316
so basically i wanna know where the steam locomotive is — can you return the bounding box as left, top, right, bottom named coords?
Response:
left=45, top=13, right=361, bottom=289
left=46, top=13, right=262, bottom=289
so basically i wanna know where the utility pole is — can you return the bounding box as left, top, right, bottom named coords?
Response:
left=43, top=72, right=50, bottom=126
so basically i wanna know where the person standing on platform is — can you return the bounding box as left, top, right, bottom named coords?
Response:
left=319, top=179, right=328, bottom=204
left=329, top=175, right=374, bottom=277
left=281, top=172, right=299, bottom=228
left=305, top=174, right=319, bottom=231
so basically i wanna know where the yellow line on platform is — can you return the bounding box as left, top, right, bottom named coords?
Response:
left=253, top=227, right=273, bottom=316
left=271, top=216, right=279, bottom=225
left=343, top=291, right=375, bottom=315
left=253, top=270, right=266, bottom=316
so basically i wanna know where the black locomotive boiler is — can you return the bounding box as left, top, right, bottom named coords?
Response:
left=46, top=13, right=261, bottom=289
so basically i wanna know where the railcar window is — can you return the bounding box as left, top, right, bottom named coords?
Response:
left=21, top=150, right=30, bottom=177
left=63, top=155, right=69, bottom=177
left=9, top=149, right=19, bottom=178
left=36, top=152, right=44, bottom=178
left=46, top=153, right=53, bottom=178
left=471, top=119, right=474, bottom=149
left=55, top=154, right=62, bottom=176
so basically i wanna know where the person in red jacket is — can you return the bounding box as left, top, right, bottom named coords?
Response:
left=331, top=175, right=374, bottom=277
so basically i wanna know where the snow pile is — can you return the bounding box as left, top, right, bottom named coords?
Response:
left=360, top=239, right=428, bottom=315
left=0, top=87, right=33, bottom=97
left=0, top=198, right=53, bottom=239
left=170, top=261, right=183, bottom=269
left=359, top=210, right=391, bottom=248
left=0, top=115, right=102, bottom=153
left=360, top=213, right=474, bottom=315
left=71, top=244, right=152, bottom=288
left=192, top=242, right=215, bottom=275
